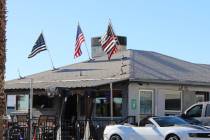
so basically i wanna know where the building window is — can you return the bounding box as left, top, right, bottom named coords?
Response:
left=196, top=92, right=209, bottom=102
left=33, top=95, right=53, bottom=108
left=139, top=90, right=154, bottom=118
left=113, top=96, right=123, bottom=117
left=165, top=91, right=181, bottom=111
left=196, top=94, right=205, bottom=103
left=16, top=95, right=29, bottom=111
left=94, top=90, right=122, bottom=117
left=79, top=95, right=85, bottom=116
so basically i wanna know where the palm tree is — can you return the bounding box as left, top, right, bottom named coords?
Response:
left=0, top=0, right=6, bottom=139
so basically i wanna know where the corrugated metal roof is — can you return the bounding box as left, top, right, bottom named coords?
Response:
left=130, top=50, right=210, bottom=85
left=5, top=78, right=128, bottom=89
left=6, top=49, right=210, bottom=90
left=5, top=50, right=130, bottom=90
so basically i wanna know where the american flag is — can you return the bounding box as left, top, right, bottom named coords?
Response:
left=74, top=24, right=85, bottom=58
left=28, top=33, right=47, bottom=58
left=100, top=23, right=119, bottom=60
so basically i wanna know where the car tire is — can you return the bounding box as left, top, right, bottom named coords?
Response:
left=165, top=134, right=180, bottom=140
left=110, top=134, right=122, bottom=140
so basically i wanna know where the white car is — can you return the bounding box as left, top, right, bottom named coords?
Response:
left=104, top=116, right=210, bottom=140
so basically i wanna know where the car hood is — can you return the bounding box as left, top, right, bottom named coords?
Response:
left=165, top=125, right=210, bottom=133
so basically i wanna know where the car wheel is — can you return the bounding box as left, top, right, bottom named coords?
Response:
left=110, top=134, right=122, bottom=140
left=165, top=134, right=180, bottom=140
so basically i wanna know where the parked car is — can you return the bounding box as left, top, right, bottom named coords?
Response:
left=179, top=115, right=203, bottom=125
left=104, top=116, right=210, bottom=140
left=183, top=101, right=210, bottom=126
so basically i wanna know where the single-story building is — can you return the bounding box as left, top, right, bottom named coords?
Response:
left=5, top=36, right=210, bottom=138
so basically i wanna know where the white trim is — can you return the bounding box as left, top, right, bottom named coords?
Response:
left=164, top=90, right=183, bottom=112
left=139, top=90, right=155, bottom=117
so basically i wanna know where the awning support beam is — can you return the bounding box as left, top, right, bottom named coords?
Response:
left=110, top=83, right=113, bottom=121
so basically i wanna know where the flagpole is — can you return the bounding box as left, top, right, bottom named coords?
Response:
left=78, top=22, right=91, bottom=60
left=108, top=18, right=123, bottom=61
left=84, top=41, right=91, bottom=60
left=108, top=19, right=126, bottom=59
left=108, top=19, right=126, bottom=74
left=42, top=32, right=56, bottom=70
left=110, top=82, right=113, bottom=122
left=47, top=48, right=56, bottom=70
left=108, top=19, right=120, bottom=44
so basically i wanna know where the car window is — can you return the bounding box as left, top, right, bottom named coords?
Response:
left=205, top=104, right=210, bottom=117
left=186, top=105, right=202, bottom=117
left=139, top=117, right=154, bottom=126
left=153, top=117, right=188, bottom=127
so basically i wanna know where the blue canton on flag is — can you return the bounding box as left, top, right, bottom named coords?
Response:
left=28, top=33, right=47, bottom=58
left=74, top=24, right=85, bottom=58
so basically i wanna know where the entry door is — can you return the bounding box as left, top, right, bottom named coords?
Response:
left=139, top=90, right=154, bottom=119
left=196, top=92, right=209, bottom=102
left=63, top=95, right=77, bottom=121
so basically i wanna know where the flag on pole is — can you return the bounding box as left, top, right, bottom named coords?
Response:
left=74, top=24, right=85, bottom=58
left=99, top=22, right=119, bottom=60
left=28, top=33, right=47, bottom=58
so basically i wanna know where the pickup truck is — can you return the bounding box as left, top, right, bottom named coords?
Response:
left=183, top=101, right=210, bottom=126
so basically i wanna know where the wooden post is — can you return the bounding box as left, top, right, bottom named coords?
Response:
left=29, top=79, right=33, bottom=140
left=110, top=83, right=113, bottom=121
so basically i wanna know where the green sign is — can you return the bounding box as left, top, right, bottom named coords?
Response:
left=131, top=99, right=137, bottom=110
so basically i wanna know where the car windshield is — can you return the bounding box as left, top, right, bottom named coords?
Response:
left=153, top=117, right=189, bottom=127
left=180, top=117, right=203, bottom=125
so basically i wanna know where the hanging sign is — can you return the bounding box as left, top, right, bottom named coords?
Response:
left=131, top=99, right=137, bottom=110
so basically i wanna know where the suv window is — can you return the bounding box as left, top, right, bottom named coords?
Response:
left=186, top=105, right=202, bottom=117
left=205, top=104, right=210, bottom=117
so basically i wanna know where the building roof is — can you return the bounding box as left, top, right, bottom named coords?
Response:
left=6, top=49, right=210, bottom=90
left=5, top=50, right=130, bottom=90
left=129, top=50, right=210, bottom=86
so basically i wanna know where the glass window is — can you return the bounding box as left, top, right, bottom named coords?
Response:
left=33, top=95, right=53, bottom=108
left=95, top=96, right=110, bottom=117
left=196, top=92, right=209, bottom=102
left=94, top=90, right=122, bottom=117
left=139, top=116, right=154, bottom=126
left=113, top=97, right=122, bottom=117
left=7, top=95, right=15, bottom=107
left=186, top=105, right=202, bottom=117
left=196, top=94, right=205, bottom=103
left=153, top=117, right=188, bottom=127
left=205, top=104, right=210, bottom=117
left=139, top=90, right=153, bottom=118
left=165, top=92, right=181, bottom=111
left=79, top=95, right=85, bottom=116
left=16, top=95, right=29, bottom=111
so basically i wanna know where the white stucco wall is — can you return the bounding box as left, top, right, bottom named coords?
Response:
left=128, top=82, right=210, bottom=122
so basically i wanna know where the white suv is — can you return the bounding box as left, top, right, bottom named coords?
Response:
left=184, top=101, right=210, bottom=126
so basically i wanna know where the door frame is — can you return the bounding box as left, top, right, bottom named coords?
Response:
left=139, top=90, right=155, bottom=119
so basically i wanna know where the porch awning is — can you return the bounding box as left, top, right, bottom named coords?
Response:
left=5, top=78, right=128, bottom=90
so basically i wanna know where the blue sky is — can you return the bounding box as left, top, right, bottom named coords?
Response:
left=6, top=0, right=210, bottom=80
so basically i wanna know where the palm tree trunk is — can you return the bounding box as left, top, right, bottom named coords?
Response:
left=0, top=0, right=6, bottom=139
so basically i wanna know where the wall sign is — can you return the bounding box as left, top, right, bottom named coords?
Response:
left=131, top=99, right=137, bottom=110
